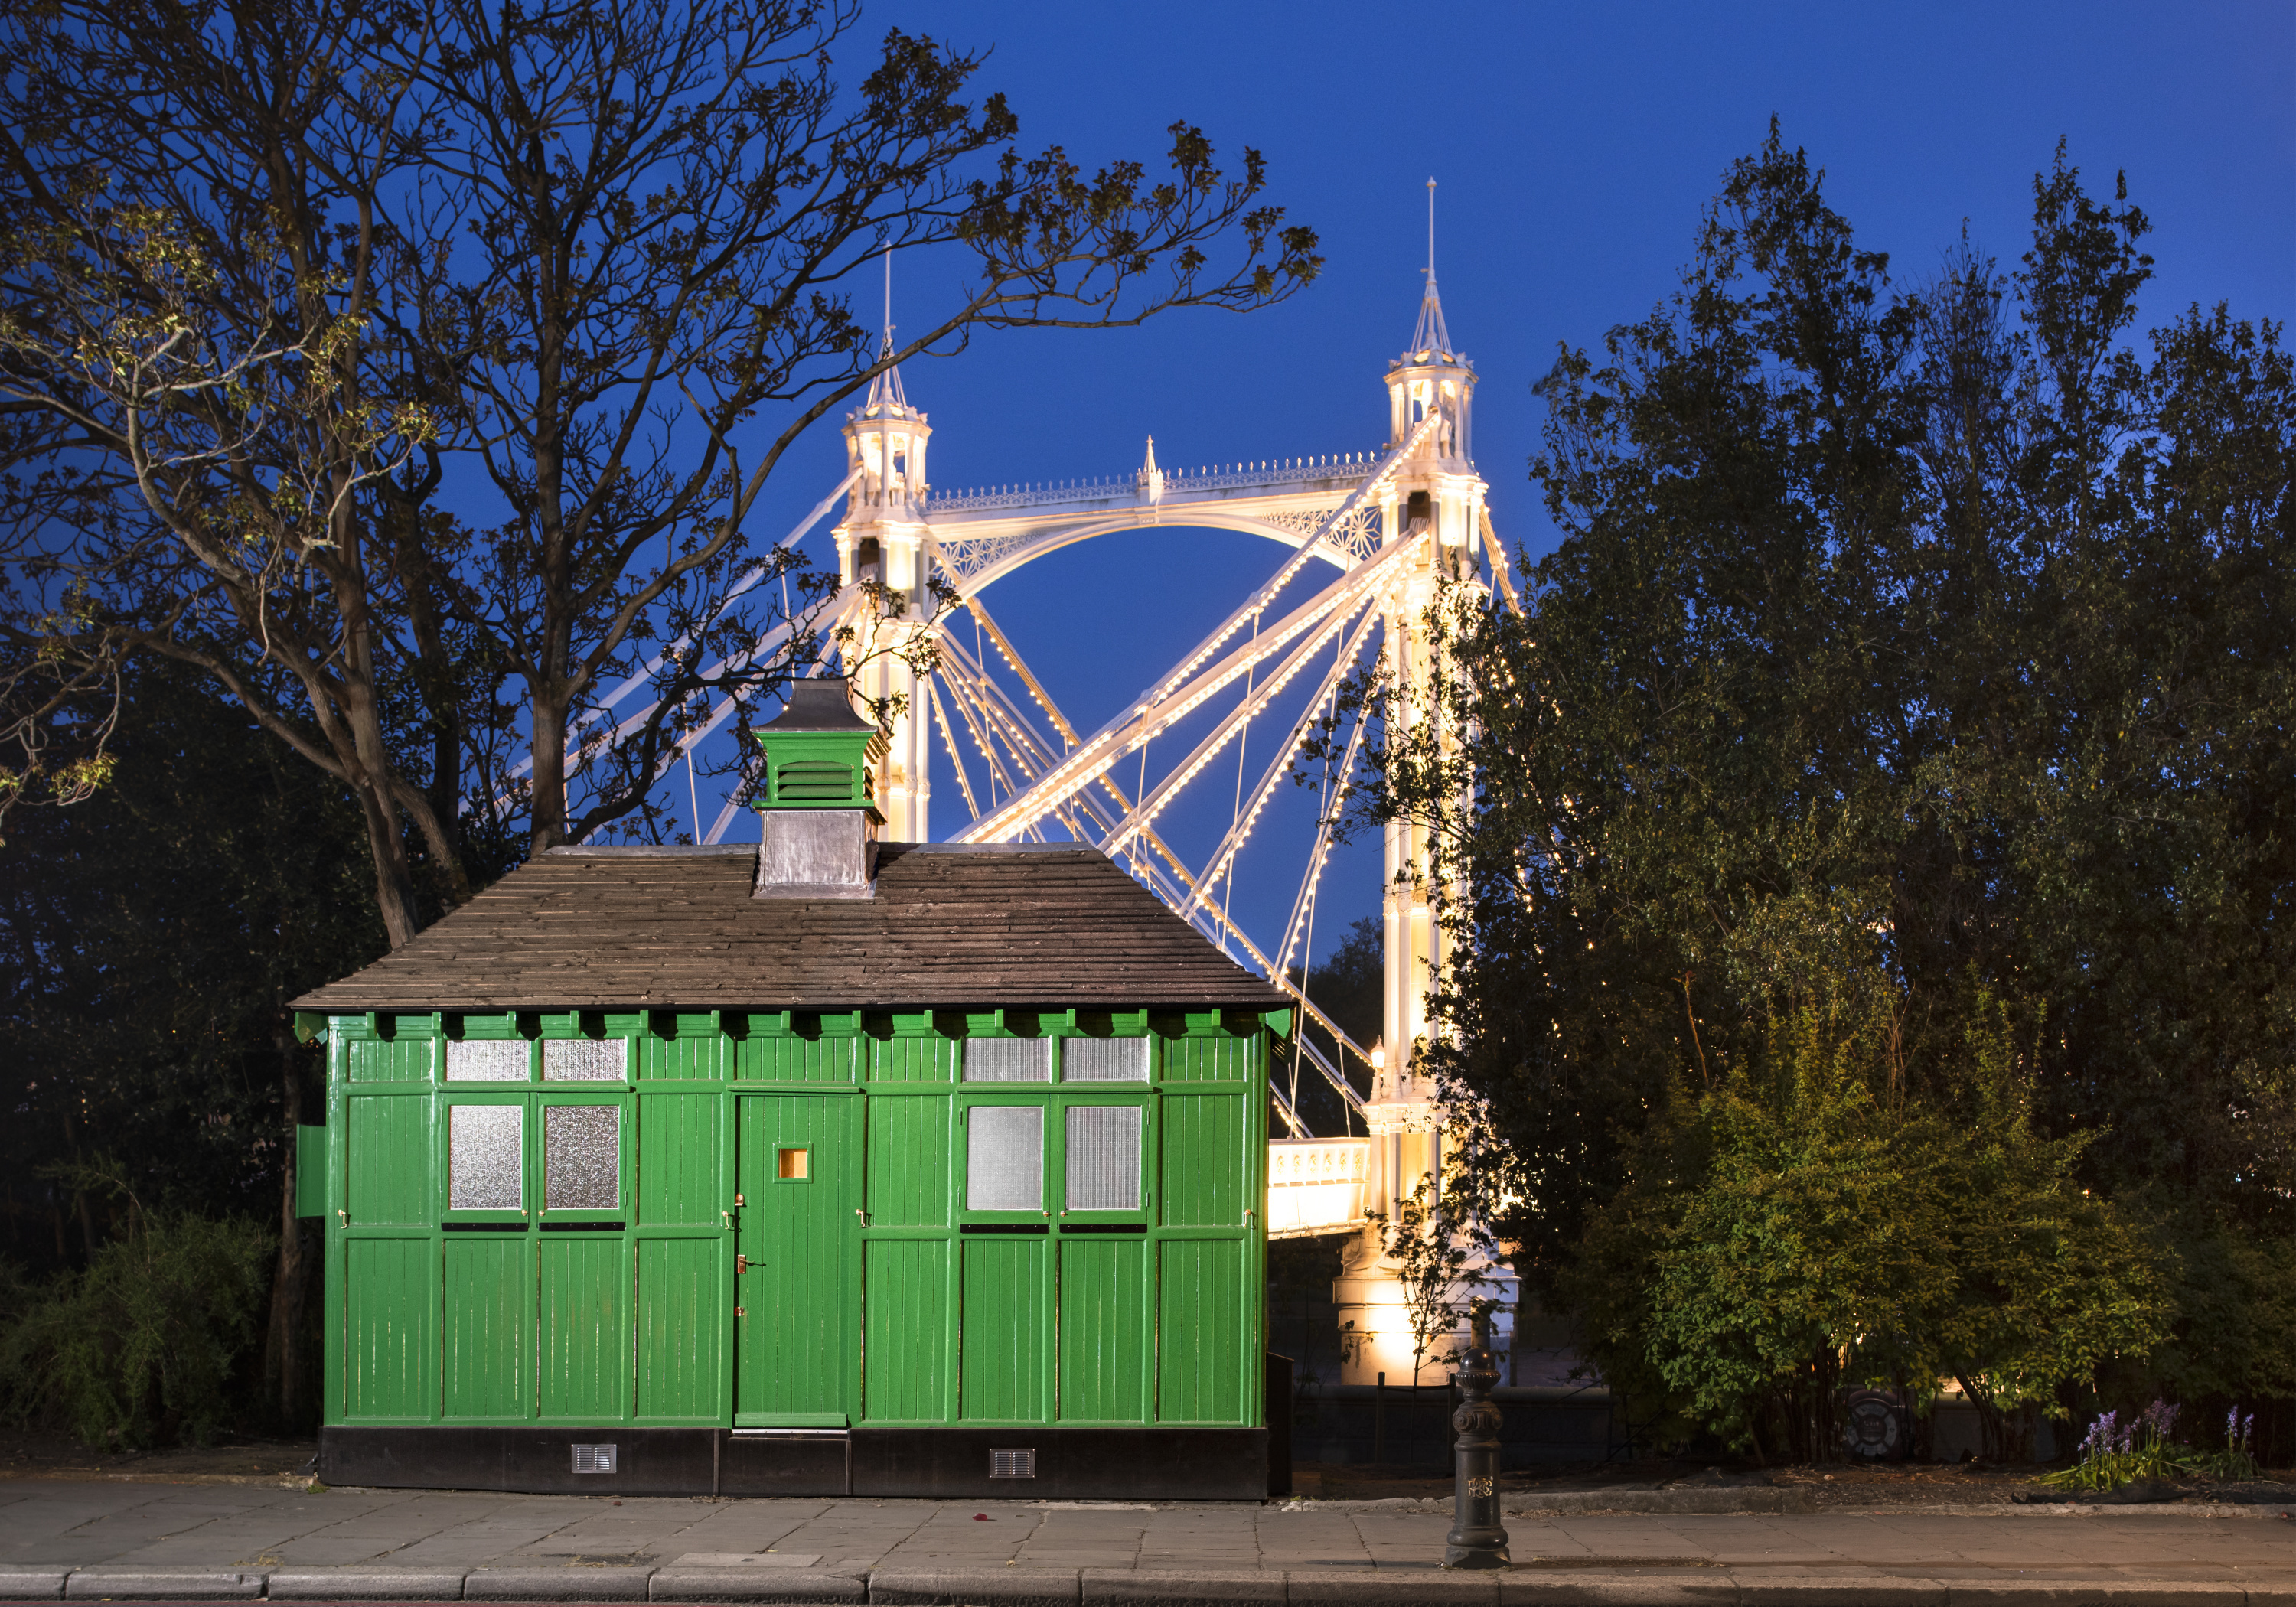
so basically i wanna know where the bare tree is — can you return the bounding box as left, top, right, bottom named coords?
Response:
left=393, top=0, right=1322, bottom=849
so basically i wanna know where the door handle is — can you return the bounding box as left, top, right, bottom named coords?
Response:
left=736, top=1253, right=751, bottom=1274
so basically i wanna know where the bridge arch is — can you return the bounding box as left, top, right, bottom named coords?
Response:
left=931, top=509, right=1360, bottom=598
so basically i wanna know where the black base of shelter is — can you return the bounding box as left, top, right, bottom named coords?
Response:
left=318, top=1425, right=1272, bottom=1501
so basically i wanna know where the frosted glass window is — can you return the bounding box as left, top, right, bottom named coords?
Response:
left=449, top=1104, right=523, bottom=1210
left=964, top=1038, right=1049, bottom=1083
left=543, top=1038, right=625, bottom=1082
left=966, top=1105, right=1042, bottom=1211
left=1065, top=1106, right=1143, bottom=1211
left=1063, top=1038, right=1148, bottom=1083
left=544, top=1105, right=620, bottom=1210
left=447, top=1039, right=529, bottom=1081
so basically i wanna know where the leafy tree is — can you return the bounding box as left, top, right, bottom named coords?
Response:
left=1, top=0, right=1320, bottom=943
left=1339, top=125, right=2294, bottom=1440
left=1569, top=995, right=2168, bottom=1462
left=0, top=654, right=384, bottom=1427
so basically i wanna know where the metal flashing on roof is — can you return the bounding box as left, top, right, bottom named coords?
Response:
left=546, top=843, right=757, bottom=857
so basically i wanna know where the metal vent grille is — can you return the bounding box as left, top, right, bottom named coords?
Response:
left=989, top=1448, right=1036, bottom=1479
left=572, top=1443, right=618, bottom=1474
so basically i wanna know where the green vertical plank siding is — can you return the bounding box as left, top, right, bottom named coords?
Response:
left=322, top=1011, right=1270, bottom=1436
left=735, top=1095, right=850, bottom=1422
left=346, top=1096, right=431, bottom=1225
left=344, top=1237, right=435, bottom=1420
left=866, top=1035, right=951, bottom=1083
left=636, top=1237, right=723, bottom=1420
left=538, top=1238, right=626, bottom=1420
left=865, top=1098, right=948, bottom=1227
left=442, top=1237, right=529, bottom=1419
left=861, top=1238, right=947, bottom=1422
left=1159, top=1096, right=1244, bottom=1226
left=1058, top=1237, right=1146, bottom=1423
left=959, top=1237, right=1047, bottom=1423
left=639, top=1032, right=721, bottom=1081
left=347, top=1038, right=432, bottom=1084
left=1162, top=1032, right=1249, bottom=1082
left=740, top=1035, right=855, bottom=1083
left=1156, top=1237, right=1244, bottom=1423
left=637, top=1094, right=720, bottom=1225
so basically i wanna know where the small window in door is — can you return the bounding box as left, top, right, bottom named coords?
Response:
left=543, top=1104, right=620, bottom=1210
left=778, top=1146, right=810, bottom=1181
left=966, top=1105, right=1043, bottom=1211
left=1065, top=1105, right=1143, bottom=1211
left=448, top=1104, right=523, bottom=1210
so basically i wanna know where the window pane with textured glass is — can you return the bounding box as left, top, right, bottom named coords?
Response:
left=1065, top=1105, right=1142, bottom=1211
left=1062, top=1037, right=1148, bottom=1082
left=543, top=1105, right=621, bottom=1210
left=446, top=1039, right=529, bottom=1081
left=543, top=1038, right=625, bottom=1081
left=966, top=1105, right=1042, bottom=1211
left=964, top=1038, right=1049, bottom=1082
left=448, top=1104, right=523, bottom=1210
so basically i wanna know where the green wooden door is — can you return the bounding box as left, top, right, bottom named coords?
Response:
left=734, top=1093, right=854, bottom=1426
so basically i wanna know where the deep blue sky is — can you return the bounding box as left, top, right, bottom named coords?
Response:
left=742, top=0, right=2294, bottom=973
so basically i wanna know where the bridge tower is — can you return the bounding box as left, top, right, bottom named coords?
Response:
left=831, top=272, right=934, bottom=842
left=1335, top=185, right=1515, bottom=1386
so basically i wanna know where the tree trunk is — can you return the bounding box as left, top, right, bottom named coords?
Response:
left=262, top=1018, right=311, bottom=1430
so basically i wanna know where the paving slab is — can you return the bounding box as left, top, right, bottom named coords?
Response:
left=262, top=1567, right=471, bottom=1599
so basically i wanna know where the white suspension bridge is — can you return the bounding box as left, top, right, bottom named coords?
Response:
left=530, top=194, right=1519, bottom=1383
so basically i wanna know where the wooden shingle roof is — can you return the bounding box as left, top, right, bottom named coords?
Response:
left=292, top=843, right=1290, bottom=1013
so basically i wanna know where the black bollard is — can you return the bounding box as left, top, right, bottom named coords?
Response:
left=1443, top=1320, right=1510, bottom=1569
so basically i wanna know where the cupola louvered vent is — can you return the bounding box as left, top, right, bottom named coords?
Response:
left=775, top=760, right=856, bottom=804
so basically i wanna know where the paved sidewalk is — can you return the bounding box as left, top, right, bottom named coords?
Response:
left=2, top=1480, right=2291, bottom=1603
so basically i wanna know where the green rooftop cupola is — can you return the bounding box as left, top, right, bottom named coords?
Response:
left=754, top=678, right=888, bottom=821
left=750, top=678, right=889, bottom=900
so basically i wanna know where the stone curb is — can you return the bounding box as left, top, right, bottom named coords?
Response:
left=263, top=1570, right=470, bottom=1600
left=866, top=1566, right=1081, bottom=1605
left=465, top=1566, right=654, bottom=1602
left=60, top=1570, right=268, bottom=1600
left=3, top=1569, right=2291, bottom=1607
left=1935, top=1586, right=2249, bottom=1605
left=1079, top=1570, right=1283, bottom=1607
left=648, top=1570, right=866, bottom=1603
left=1501, top=1580, right=1733, bottom=1607
left=1290, top=1566, right=1499, bottom=1604
left=1274, top=1493, right=2296, bottom=1519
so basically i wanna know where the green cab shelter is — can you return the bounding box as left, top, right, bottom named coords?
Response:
left=291, top=683, right=1290, bottom=1498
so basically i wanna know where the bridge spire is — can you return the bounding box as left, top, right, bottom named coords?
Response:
left=1410, top=176, right=1453, bottom=360
left=863, top=231, right=913, bottom=418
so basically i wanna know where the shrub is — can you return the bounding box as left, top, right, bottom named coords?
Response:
left=0, top=1173, right=273, bottom=1448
